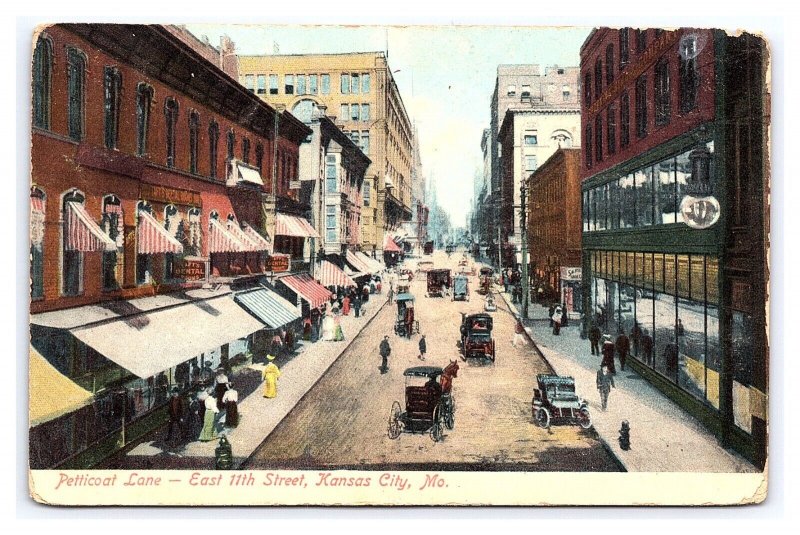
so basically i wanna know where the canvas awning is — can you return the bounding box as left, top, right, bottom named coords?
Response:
left=226, top=221, right=263, bottom=252
left=29, top=346, right=94, bottom=427
left=69, top=295, right=264, bottom=379
left=346, top=250, right=376, bottom=275
left=383, top=235, right=402, bottom=253
left=234, top=288, right=300, bottom=330
left=234, top=162, right=264, bottom=186
left=357, top=251, right=384, bottom=273
left=137, top=210, right=184, bottom=254
left=315, top=260, right=357, bottom=288
left=275, top=213, right=320, bottom=238
left=243, top=223, right=272, bottom=252
left=277, top=273, right=332, bottom=309
left=208, top=217, right=247, bottom=253
left=65, top=202, right=116, bottom=252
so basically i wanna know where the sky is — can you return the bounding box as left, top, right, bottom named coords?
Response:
left=185, top=24, right=591, bottom=228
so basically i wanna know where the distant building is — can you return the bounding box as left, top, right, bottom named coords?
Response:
left=580, top=28, right=768, bottom=468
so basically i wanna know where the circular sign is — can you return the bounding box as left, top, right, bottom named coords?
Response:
left=679, top=195, right=721, bottom=229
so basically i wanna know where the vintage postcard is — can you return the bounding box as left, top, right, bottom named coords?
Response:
left=27, top=22, right=770, bottom=506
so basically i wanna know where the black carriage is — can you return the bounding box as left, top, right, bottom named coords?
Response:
left=388, top=365, right=457, bottom=442
left=426, top=268, right=452, bottom=297
left=459, top=313, right=495, bottom=361
left=477, top=267, right=493, bottom=295
left=393, top=293, right=419, bottom=337
left=531, top=374, right=592, bottom=429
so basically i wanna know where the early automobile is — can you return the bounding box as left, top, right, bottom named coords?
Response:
left=423, top=241, right=434, bottom=255
left=393, top=293, right=419, bottom=337
left=388, top=362, right=459, bottom=442
left=477, top=267, right=494, bottom=295
left=459, top=312, right=495, bottom=361
left=531, top=374, right=592, bottom=429
left=452, top=273, right=470, bottom=301
left=426, top=268, right=452, bottom=298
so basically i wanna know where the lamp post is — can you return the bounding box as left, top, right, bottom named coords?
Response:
left=520, top=181, right=529, bottom=319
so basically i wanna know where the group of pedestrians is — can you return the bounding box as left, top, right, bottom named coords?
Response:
left=548, top=303, right=569, bottom=335
left=166, top=367, right=241, bottom=445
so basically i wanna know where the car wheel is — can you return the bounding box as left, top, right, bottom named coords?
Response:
left=578, top=407, right=592, bottom=429
left=535, top=407, right=551, bottom=429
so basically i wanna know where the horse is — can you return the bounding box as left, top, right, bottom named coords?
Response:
left=441, top=359, right=459, bottom=394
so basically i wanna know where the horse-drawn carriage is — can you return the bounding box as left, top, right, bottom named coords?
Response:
left=452, top=273, right=470, bottom=301
left=393, top=293, right=419, bottom=337
left=388, top=362, right=459, bottom=442
left=459, top=313, right=495, bottom=361
left=477, top=267, right=494, bottom=295
left=531, top=374, right=592, bottom=429
left=423, top=241, right=434, bottom=255
left=426, top=268, right=452, bottom=298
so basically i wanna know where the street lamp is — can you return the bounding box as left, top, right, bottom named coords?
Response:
left=679, top=144, right=720, bottom=229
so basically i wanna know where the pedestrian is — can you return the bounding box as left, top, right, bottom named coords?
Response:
left=387, top=285, right=394, bottom=304
left=198, top=390, right=219, bottom=442
left=342, top=294, right=351, bottom=316
left=512, top=319, right=526, bottom=348
left=601, top=334, right=617, bottom=374
left=676, top=318, right=685, bottom=336
left=552, top=305, right=562, bottom=335
left=596, top=365, right=615, bottom=411
left=370, top=278, right=377, bottom=294
left=589, top=323, right=602, bottom=355
left=213, top=367, right=229, bottom=411
left=561, top=304, right=568, bottom=327
left=362, top=283, right=370, bottom=303
left=404, top=304, right=415, bottom=339
left=262, top=355, right=281, bottom=398
left=418, top=334, right=427, bottom=361
left=303, top=317, right=312, bottom=341
left=353, top=293, right=362, bottom=318
left=615, top=329, right=630, bottom=371
left=271, top=331, right=283, bottom=357
left=376, top=278, right=382, bottom=294
left=334, top=314, right=345, bottom=341
left=165, top=387, right=186, bottom=444
left=284, top=328, right=294, bottom=354
left=379, top=335, right=391, bottom=374
left=502, top=272, right=508, bottom=293
left=222, top=383, right=239, bottom=428
left=641, top=330, right=654, bottom=365
left=548, top=304, right=556, bottom=327
left=187, top=392, right=204, bottom=440
left=631, top=322, right=643, bottom=356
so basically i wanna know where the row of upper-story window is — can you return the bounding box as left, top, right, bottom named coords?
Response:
left=583, top=52, right=700, bottom=170
left=31, top=35, right=299, bottom=188
left=339, top=103, right=371, bottom=123
left=582, top=143, right=714, bottom=232
left=342, top=130, right=371, bottom=157
left=241, top=72, right=371, bottom=96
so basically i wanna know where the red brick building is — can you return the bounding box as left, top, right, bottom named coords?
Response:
left=526, top=148, right=582, bottom=309
left=580, top=28, right=768, bottom=467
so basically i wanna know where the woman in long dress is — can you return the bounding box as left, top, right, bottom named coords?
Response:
left=198, top=391, right=219, bottom=441
left=322, top=313, right=335, bottom=341
left=262, top=355, right=281, bottom=398
left=334, top=314, right=345, bottom=341
left=222, top=383, right=239, bottom=427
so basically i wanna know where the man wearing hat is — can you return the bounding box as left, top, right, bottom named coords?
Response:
left=379, top=336, right=391, bottom=374
left=165, top=387, right=186, bottom=444
left=601, top=334, right=617, bottom=374
left=262, top=355, right=281, bottom=398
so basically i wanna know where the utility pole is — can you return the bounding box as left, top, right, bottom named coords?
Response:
left=520, top=181, right=529, bottom=319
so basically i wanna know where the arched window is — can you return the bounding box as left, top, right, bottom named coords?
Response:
left=187, top=207, right=202, bottom=256
left=62, top=190, right=86, bottom=296
left=594, top=58, right=603, bottom=99
left=255, top=143, right=264, bottom=176
left=291, top=99, right=319, bottom=123
left=101, top=195, right=124, bottom=290
left=104, top=67, right=122, bottom=149
left=30, top=187, right=46, bottom=299
left=136, top=83, right=154, bottom=156
left=32, top=35, right=52, bottom=130
left=655, top=58, right=671, bottom=126
left=227, top=130, right=235, bottom=161
left=189, top=111, right=200, bottom=174
left=550, top=130, right=572, bottom=148
left=208, top=120, right=219, bottom=178
left=605, top=44, right=615, bottom=85
left=164, top=98, right=179, bottom=168
left=242, top=137, right=250, bottom=164
left=620, top=91, right=631, bottom=148
left=679, top=34, right=700, bottom=113
left=66, top=48, right=86, bottom=141
left=210, top=210, right=219, bottom=220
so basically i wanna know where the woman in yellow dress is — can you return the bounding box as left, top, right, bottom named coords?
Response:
left=262, top=355, right=281, bottom=398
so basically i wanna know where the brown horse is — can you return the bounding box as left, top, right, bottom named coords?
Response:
left=441, top=360, right=459, bottom=394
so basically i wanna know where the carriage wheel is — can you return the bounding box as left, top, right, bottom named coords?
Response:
left=388, top=401, right=402, bottom=439
left=578, top=407, right=592, bottom=429
left=444, top=398, right=455, bottom=430
left=430, top=406, right=444, bottom=442
left=535, top=407, right=551, bottom=429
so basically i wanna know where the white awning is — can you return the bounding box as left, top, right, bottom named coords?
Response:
left=69, top=296, right=264, bottom=379
left=236, top=163, right=264, bottom=186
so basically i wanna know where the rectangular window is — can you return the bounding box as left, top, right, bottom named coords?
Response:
left=209, top=122, right=219, bottom=179
left=676, top=149, right=692, bottom=225
left=33, top=37, right=51, bottom=130
left=609, top=179, right=620, bottom=229
left=67, top=49, right=85, bottom=141
left=655, top=59, right=671, bottom=126
left=656, top=157, right=677, bottom=224
left=243, top=74, right=255, bottom=92
left=136, top=84, right=153, bottom=156
left=634, top=167, right=653, bottom=226
left=585, top=125, right=593, bottom=168
left=165, top=99, right=178, bottom=168
left=296, top=75, right=306, bottom=95
left=326, top=205, right=337, bottom=243
left=619, top=28, right=630, bottom=67
left=309, top=74, right=318, bottom=94
left=594, top=59, right=602, bottom=98
left=361, top=131, right=370, bottom=155
left=606, top=45, right=615, bottom=85
left=584, top=73, right=592, bottom=106
left=321, top=74, right=330, bottom=94
left=362, top=73, right=370, bottom=93
left=351, top=73, right=360, bottom=94
left=269, top=74, right=278, bottom=95
left=524, top=134, right=538, bottom=145
left=103, top=67, right=122, bottom=150
left=351, top=131, right=360, bottom=147
left=341, top=73, right=350, bottom=94
left=136, top=253, right=152, bottom=286
left=620, top=92, right=630, bottom=148
left=521, top=85, right=531, bottom=98
left=635, top=74, right=648, bottom=139
left=284, top=75, right=294, bottom=94
left=257, top=74, right=266, bottom=94
left=326, top=155, right=337, bottom=193
left=340, top=104, right=349, bottom=120
left=363, top=182, right=371, bottom=206
left=189, top=113, right=199, bottom=174
left=680, top=38, right=699, bottom=112
left=63, top=250, right=84, bottom=296
left=620, top=174, right=635, bottom=228
left=607, top=104, right=617, bottom=155
left=351, top=104, right=360, bottom=121
left=524, top=155, right=538, bottom=172
left=636, top=29, right=647, bottom=53
left=361, top=104, right=370, bottom=122
left=582, top=190, right=589, bottom=232
left=507, top=85, right=516, bottom=96
left=594, top=115, right=603, bottom=162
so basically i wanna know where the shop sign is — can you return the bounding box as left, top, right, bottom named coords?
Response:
left=266, top=254, right=291, bottom=273
left=560, top=267, right=582, bottom=281
left=141, top=183, right=202, bottom=207
left=173, top=257, right=208, bottom=281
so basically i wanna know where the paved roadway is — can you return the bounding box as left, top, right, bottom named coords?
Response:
left=246, top=251, right=620, bottom=471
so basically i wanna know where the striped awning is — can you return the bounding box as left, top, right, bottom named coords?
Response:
left=346, top=250, right=377, bottom=275
left=383, top=235, right=402, bottom=252
left=315, top=260, right=357, bottom=288
left=29, top=346, right=93, bottom=427
left=65, top=202, right=117, bottom=252
left=243, top=223, right=272, bottom=252
left=278, top=273, right=332, bottom=309
left=276, top=213, right=320, bottom=238
left=31, top=196, right=45, bottom=213
left=226, top=221, right=262, bottom=252
left=235, top=288, right=300, bottom=329
left=137, top=210, right=184, bottom=255
left=208, top=217, right=246, bottom=253
left=357, top=251, right=384, bottom=273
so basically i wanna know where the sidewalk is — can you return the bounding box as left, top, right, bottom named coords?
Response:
left=124, top=293, right=389, bottom=469
left=498, top=289, right=757, bottom=473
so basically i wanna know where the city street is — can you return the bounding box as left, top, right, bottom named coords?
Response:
left=245, top=251, right=620, bottom=471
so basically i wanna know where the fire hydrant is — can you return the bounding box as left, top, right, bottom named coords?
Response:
left=619, top=420, right=631, bottom=451
left=215, top=435, right=233, bottom=469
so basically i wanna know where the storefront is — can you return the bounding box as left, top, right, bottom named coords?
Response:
left=559, top=266, right=583, bottom=318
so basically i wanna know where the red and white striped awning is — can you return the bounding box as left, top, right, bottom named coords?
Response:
left=315, top=260, right=357, bottom=288
left=383, top=235, right=402, bottom=252
left=226, top=221, right=261, bottom=252
left=208, top=217, right=246, bottom=253
left=346, top=250, right=376, bottom=275
left=276, top=213, right=320, bottom=238
left=31, top=196, right=45, bottom=213
left=65, top=202, right=116, bottom=252
left=243, top=223, right=272, bottom=253
left=137, top=210, right=184, bottom=255
left=278, top=273, right=333, bottom=309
